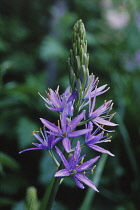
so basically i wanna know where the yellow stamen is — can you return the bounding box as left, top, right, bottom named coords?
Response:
left=32, top=130, right=39, bottom=135
left=83, top=171, right=86, bottom=176
left=91, top=165, right=96, bottom=174
left=80, top=157, right=84, bottom=164
left=68, top=153, right=73, bottom=158
left=105, top=140, right=111, bottom=142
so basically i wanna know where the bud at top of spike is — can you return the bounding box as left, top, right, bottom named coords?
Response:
left=68, top=20, right=90, bottom=94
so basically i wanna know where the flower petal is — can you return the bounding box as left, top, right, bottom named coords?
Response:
left=62, top=137, right=71, bottom=153
left=70, top=110, right=86, bottom=130
left=73, top=175, right=85, bottom=189
left=40, top=118, right=59, bottom=133
left=19, top=147, right=44, bottom=154
left=86, top=132, right=104, bottom=144
left=33, top=133, right=44, bottom=144
left=67, top=90, right=77, bottom=103
left=74, top=141, right=81, bottom=161
left=68, top=129, right=91, bottom=137
left=55, top=169, right=70, bottom=177
left=75, top=173, right=99, bottom=192
left=55, top=146, right=69, bottom=169
left=88, top=144, right=115, bottom=156
left=95, top=117, right=118, bottom=127
left=76, top=156, right=100, bottom=172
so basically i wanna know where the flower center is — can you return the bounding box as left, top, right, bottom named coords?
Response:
left=71, top=170, right=76, bottom=175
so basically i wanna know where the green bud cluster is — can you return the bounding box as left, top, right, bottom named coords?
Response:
left=26, top=186, right=39, bottom=210
left=68, top=19, right=90, bottom=101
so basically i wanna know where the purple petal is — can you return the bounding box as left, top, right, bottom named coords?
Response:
left=76, top=156, right=100, bottom=172
left=95, top=117, right=118, bottom=126
left=33, top=133, right=44, bottom=144
left=49, top=89, right=62, bottom=108
left=62, top=137, right=71, bottom=153
left=51, top=137, right=62, bottom=148
left=74, top=141, right=81, bottom=161
left=19, top=147, right=44, bottom=154
left=70, top=110, right=86, bottom=130
left=93, top=121, right=115, bottom=132
left=60, top=112, right=67, bottom=133
left=45, top=104, right=62, bottom=112
left=68, top=129, right=91, bottom=137
left=86, top=132, right=104, bottom=144
left=75, top=173, right=99, bottom=192
left=67, top=90, right=77, bottom=103
left=73, top=175, right=85, bottom=189
left=55, top=169, right=70, bottom=177
left=88, top=144, right=115, bottom=156
left=40, top=118, right=59, bottom=133
left=55, top=146, right=69, bottom=169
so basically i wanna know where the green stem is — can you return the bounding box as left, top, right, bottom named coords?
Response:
left=80, top=153, right=108, bottom=210
left=39, top=150, right=66, bottom=210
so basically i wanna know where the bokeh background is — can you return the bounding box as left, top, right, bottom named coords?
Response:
left=0, top=0, right=140, bottom=209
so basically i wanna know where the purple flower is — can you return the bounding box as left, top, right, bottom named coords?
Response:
left=19, top=128, right=60, bottom=154
left=55, top=141, right=100, bottom=191
left=40, top=110, right=91, bottom=153
left=85, top=122, right=114, bottom=156
left=39, top=86, right=77, bottom=116
left=89, top=97, right=118, bottom=132
left=83, top=74, right=110, bottom=99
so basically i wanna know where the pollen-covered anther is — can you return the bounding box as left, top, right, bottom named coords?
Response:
left=80, top=157, right=84, bottom=164
left=32, top=130, right=39, bottom=135
left=83, top=171, right=86, bottom=176
left=68, top=153, right=73, bottom=158
left=105, top=140, right=111, bottom=142
left=91, top=165, right=96, bottom=174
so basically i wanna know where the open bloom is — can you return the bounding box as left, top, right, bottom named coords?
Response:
left=82, top=74, right=110, bottom=99
left=40, top=110, right=91, bottom=153
left=39, top=86, right=77, bottom=116
left=85, top=122, right=114, bottom=156
left=55, top=141, right=100, bottom=191
left=19, top=128, right=60, bottom=154
left=89, top=96, right=118, bottom=132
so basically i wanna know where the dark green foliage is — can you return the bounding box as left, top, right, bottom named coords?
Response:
left=0, top=0, right=140, bottom=209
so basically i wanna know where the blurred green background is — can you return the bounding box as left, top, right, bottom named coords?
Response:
left=0, top=0, right=140, bottom=209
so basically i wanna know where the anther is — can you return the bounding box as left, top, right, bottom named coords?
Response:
left=83, top=171, right=86, bottom=176
left=80, top=157, right=84, bottom=164
left=32, top=130, right=39, bottom=135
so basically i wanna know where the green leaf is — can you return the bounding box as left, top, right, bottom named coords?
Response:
left=0, top=152, right=20, bottom=170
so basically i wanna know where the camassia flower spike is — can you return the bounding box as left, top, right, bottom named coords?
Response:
left=19, top=128, right=60, bottom=154
left=55, top=141, right=100, bottom=191
left=40, top=110, right=91, bottom=153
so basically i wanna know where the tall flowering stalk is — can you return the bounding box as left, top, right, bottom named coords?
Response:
left=19, top=20, right=118, bottom=210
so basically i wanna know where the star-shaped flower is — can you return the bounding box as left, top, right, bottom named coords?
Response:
left=89, top=96, right=118, bottom=132
left=40, top=110, right=91, bottom=153
left=85, top=122, right=114, bottom=156
left=55, top=141, right=100, bottom=191
left=39, top=86, right=77, bottom=116
left=83, top=74, right=110, bottom=99
left=19, top=128, right=60, bottom=154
